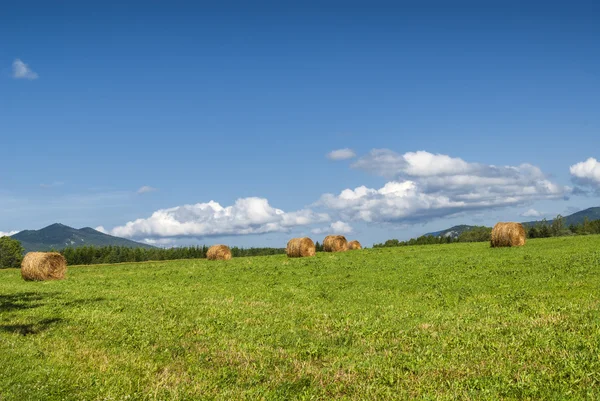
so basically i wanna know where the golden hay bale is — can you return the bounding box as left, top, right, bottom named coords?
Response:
left=323, top=235, right=348, bottom=252
left=286, top=237, right=316, bottom=258
left=206, top=245, right=232, bottom=260
left=491, top=222, right=526, bottom=247
left=21, top=252, right=67, bottom=281
left=347, top=240, right=362, bottom=250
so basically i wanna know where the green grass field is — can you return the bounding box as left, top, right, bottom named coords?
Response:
left=1, top=236, right=600, bottom=400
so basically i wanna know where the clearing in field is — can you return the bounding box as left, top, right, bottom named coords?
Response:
left=1, top=236, right=599, bottom=400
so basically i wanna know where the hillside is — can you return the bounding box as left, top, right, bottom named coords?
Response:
left=423, top=225, right=479, bottom=239
left=425, top=206, right=600, bottom=237
left=522, top=206, right=600, bottom=227
left=11, top=223, right=154, bottom=252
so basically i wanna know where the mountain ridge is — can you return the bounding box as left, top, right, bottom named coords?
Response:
left=11, top=223, right=155, bottom=252
left=424, top=207, right=600, bottom=238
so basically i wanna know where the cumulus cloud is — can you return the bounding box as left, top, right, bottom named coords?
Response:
left=141, top=238, right=179, bottom=247
left=570, top=157, right=600, bottom=188
left=311, top=221, right=353, bottom=235
left=353, top=149, right=473, bottom=178
left=108, top=197, right=330, bottom=240
left=0, top=230, right=18, bottom=237
left=95, top=226, right=107, bottom=234
left=520, top=209, right=542, bottom=217
left=327, top=148, right=356, bottom=161
left=137, top=186, right=158, bottom=194
left=318, top=150, right=568, bottom=224
left=12, top=59, right=38, bottom=80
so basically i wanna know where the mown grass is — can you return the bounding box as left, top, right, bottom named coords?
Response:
left=1, top=236, right=599, bottom=400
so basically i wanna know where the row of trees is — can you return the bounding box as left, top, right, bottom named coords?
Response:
left=527, top=216, right=600, bottom=238
left=60, top=245, right=286, bottom=265
left=374, top=217, right=600, bottom=248
left=0, top=239, right=288, bottom=268
left=373, top=226, right=492, bottom=248
left=58, top=242, right=333, bottom=266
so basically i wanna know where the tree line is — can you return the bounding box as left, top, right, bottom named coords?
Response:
left=0, top=240, right=287, bottom=268
left=373, top=226, right=492, bottom=248
left=58, top=242, right=330, bottom=266
left=59, top=245, right=287, bottom=265
left=373, top=216, right=600, bottom=248
left=0, top=238, right=331, bottom=268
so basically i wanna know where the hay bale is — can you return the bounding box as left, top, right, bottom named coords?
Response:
left=286, top=237, right=316, bottom=258
left=491, top=222, right=526, bottom=247
left=21, top=252, right=67, bottom=281
left=323, top=235, right=348, bottom=252
left=347, top=240, right=362, bottom=250
left=206, top=245, right=232, bottom=260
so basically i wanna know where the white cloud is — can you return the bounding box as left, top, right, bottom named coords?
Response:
left=570, top=157, right=600, bottom=188
left=319, top=181, right=463, bottom=223
left=95, top=226, right=107, bottom=234
left=327, top=148, right=356, bottom=161
left=520, top=209, right=542, bottom=217
left=137, top=186, right=158, bottom=194
left=353, top=149, right=473, bottom=178
left=0, top=230, right=18, bottom=237
left=141, top=238, right=178, bottom=247
left=318, top=150, right=568, bottom=224
left=108, top=197, right=330, bottom=240
left=311, top=221, right=353, bottom=235
left=12, top=59, right=38, bottom=80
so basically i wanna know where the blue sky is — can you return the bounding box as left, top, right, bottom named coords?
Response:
left=2, top=1, right=600, bottom=247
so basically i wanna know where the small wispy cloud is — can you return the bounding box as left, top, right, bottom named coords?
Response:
left=12, top=59, right=38, bottom=80
left=327, top=148, right=356, bottom=161
left=520, top=209, right=543, bottom=218
left=137, top=186, right=158, bottom=194
left=311, top=221, right=353, bottom=235
left=0, top=230, right=19, bottom=237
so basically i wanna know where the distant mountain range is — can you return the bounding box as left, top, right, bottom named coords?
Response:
left=521, top=207, right=600, bottom=227
left=11, top=223, right=154, bottom=252
left=424, top=207, right=600, bottom=239
left=424, top=225, right=481, bottom=239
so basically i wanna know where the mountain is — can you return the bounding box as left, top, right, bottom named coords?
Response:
left=522, top=207, right=600, bottom=227
left=424, top=207, right=600, bottom=238
left=11, top=223, right=155, bottom=252
left=424, top=225, right=480, bottom=239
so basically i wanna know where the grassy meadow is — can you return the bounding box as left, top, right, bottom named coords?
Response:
left=1, top=236, right=600, bottom=400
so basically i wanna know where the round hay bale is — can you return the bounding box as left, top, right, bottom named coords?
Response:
left=286, top=237, right=316, bottom=258
left=491, top=222, right=526, bottom=247
left=323, top=235, right=348, bottom=252
left=21, top=252, right=67, bottom=281
left=206, top=245, right=232, bottom=260
left=347, top=240, right=362, bottom=250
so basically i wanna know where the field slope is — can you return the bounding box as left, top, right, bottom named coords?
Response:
left=1, top=236, right=600, bottom=400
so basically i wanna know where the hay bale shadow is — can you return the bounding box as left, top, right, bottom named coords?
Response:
left=0, top=318, right=63, bottom=336
left=1, top=292, right=106, bottom=313
left=60, top=297, right=106, bottom=307
left=0, top=292, right=53, bottom=312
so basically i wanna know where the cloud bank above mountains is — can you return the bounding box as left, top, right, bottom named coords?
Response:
left=100, top=149, right=572, bottom=242
left=109, top=197, right=329, bottom=240
left=319, top=150, right=567, bottom=224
